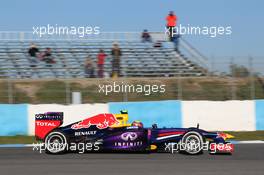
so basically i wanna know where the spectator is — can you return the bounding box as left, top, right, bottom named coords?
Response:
left=97, top=49, right=107, bottom=78
left=141, top=29, right=152, bottom=42
left=42, top=48, right=56, bottom=65
left=111, top=43, right=122, bottom=77
left=172, top=29, right=180, bottom=51
left=153, top=41, right=163, bottom=48
left=166, top=11, right=177, bottom=41
left=28, top=43, right=39, bottom=66
left=84, top=56, right=95, bottom=78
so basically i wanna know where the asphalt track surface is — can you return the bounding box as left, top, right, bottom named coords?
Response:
left=0, top=144, right=263, bottom=175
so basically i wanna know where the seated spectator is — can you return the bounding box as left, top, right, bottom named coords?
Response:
left=97, top=49, right=107, bottom=78
left=28, top=43, right=39, bottom=66
left=42, top=48, right=56, bottom=65
left=153, top=41, right=163, bottom=48
left=141, top=29, right=152, bottom=42
left=84, top=56, right=95, bottom=78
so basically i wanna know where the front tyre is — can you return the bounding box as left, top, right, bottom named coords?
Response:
left=180, top=131, right=204, bottom=155
left=44, top=131, right=67, bottom=154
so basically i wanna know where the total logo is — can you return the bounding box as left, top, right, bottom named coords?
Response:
left=36, top=121, right=56, bottom=127
left=121, top=132, right=138, bottom=141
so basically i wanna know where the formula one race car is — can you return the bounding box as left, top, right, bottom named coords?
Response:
left=35, top=111, right=234, bottom=155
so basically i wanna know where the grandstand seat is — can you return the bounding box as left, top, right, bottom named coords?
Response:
left=0, top=40, right=205, bottom=78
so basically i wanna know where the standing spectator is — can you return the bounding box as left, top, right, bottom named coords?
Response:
left=111, top=43, right=122, bottom=77
left=141, top=29, right=152, bottom=42
left=166, top=11, right=177, bottom=41
left=43, top=48, right=56, bottom=65
left=172, top=30, right=180, bottom=51
left=84, top=56, right=95, bottom=78
left=97, top=49, right=107, bottom=78
left=28, top=43, right=39, bottom=66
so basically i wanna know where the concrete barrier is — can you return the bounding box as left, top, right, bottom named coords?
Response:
left=0, top=100, right=263, bottom=136
left=255, top=100, right=264, bottom=130
left=181, top=101, right=255, bottom=131
left=0, top=104, right=28, bottom=136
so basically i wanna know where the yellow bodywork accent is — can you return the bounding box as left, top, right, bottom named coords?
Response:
left=150, top=145, right=157, bottom=150
left=225, top=133, right=235, bottom=140
left=111, top=113, right=131, bottom=128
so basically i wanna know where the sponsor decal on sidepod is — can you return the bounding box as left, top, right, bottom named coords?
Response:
left=115, top=132, right=143, bottom=147
left=121, top=132, right=138, bottom=141
left=71, top=114, right=119, bottom=130
left=74, top=131, right=97, bottom=136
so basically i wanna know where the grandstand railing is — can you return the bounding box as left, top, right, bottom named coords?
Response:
left=179, top=38, right=209, bottom=72
left=0, top=31, right=167, bottom=41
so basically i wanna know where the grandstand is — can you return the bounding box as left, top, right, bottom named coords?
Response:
left=0, top=32, right=206, bottom=79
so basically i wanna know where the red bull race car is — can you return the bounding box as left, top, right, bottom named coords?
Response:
left=35, top=111, right=234, bottom=155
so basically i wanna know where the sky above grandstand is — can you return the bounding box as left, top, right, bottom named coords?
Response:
left=0, top=0, right=263, bottom=62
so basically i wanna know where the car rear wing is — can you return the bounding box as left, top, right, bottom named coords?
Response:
left=35, top=112, right=64, bottom=140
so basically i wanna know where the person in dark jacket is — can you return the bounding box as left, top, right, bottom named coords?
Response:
left=111, top=43, right=122, bottom=77
left=42, top=48, right=56, bottom=65
left=141, top=29, right=152, bottom=42
left=28, top=43, right=39, bottom=66
left=28, top=43, right=39, bottom=57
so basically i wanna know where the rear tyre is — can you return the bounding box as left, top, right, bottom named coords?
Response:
left=180, top=131, right=204, bottom=155
left=44, top=131, right=67, bottom=154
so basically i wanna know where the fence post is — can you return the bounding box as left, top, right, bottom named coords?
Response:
left=177, top=72, right=182, bottom=100
left=230, top=57, right=236, bottom=100
left=249, top=57, right=255, bottom=99
left=7, top=78, right=13, bottom=104
left=122, top=67, right=128, bottom=102
left=65, top=79, right=71, bottom=104
left=210, top=55, right=214, bottom=76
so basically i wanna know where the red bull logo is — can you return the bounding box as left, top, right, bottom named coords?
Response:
left=71, top=113, right=119, bottom=130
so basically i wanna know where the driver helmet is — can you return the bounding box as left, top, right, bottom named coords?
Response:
left=132, top=120, right=143, bottom=128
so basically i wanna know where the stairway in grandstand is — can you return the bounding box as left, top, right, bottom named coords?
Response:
left=0, top=40, right=206, bottom=79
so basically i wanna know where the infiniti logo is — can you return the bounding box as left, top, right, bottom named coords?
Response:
left=121, top=132, right=138, bottom=141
